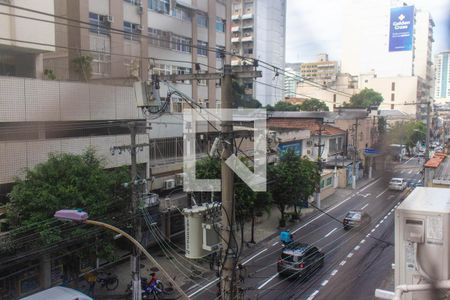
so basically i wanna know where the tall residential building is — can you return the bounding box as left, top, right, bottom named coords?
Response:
left=0, top=0, right=55, bottom=78
left=341, top=0, right=434, bottom=118
left=230, top=0, right=287, bottom=106
left=284, top=66, right=300, bottom=98
left=300, top=54, right=339, bottom=86
left=435, top=51, right=450, bottom=103
left=44, top=0, right=230, bottom=109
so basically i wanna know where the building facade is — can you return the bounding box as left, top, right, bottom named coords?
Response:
left=284, top=66, right=300, bottom=98
left=44, top=0, right=230, bottom=109
left=434, top=51, right=450, bottom=103
left=0, top=0, right=55, bottom=78
left=230, top=0, right=286, bottom=106
left=300, top=53, right=339, bottom=86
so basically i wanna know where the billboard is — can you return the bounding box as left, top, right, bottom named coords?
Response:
left=278, top=142, right=302, bottom=156
left=389, top=6, right=415, bottom=52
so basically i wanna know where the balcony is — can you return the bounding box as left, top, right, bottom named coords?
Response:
left=231, top=37, right=240, bottom=43
left=241, top=35, right=253, bottom=42
left=242, top=23, right=253, bottom=29
left=232, top=15, right=241, bottom=20
left=242, top=13, right=253, bottom=19
left=231, top=26, right=240, bottom=32
left=231, top=59, right=241, bottom=66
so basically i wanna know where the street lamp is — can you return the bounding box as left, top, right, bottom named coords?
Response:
left=54, top=209, right=189, bottom=300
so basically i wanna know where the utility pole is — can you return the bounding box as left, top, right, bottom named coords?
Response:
left=352, top=119, right=358, bottom=190
left=314, top=120, right=324, bottom=209
left=425, top=101, right=431, bottom=161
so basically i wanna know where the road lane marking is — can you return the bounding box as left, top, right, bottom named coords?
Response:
left=408, top=170, right=412, bottom=174
left=361, top=203, right=369, bottom=210
left=347, top=253, right=353, bottom=258
left=376, top=188, right=389, bottom=199
left=388, top=195, right=395, bottom=199
left=360, top=239, right=366, bottom=244
left=306, top=290, right=320, bottom=300
left=376, top=224, right=380, bottom=228
left=188, top=278, right=219, bottom=297
left=324, top=227, right=338, bottom=238
left=371, top=229, right=375, bottom=233
left=340, top=260, right=346, bottom=266
left=257, top=273, right=278, bottom=290
left=404, top=157, right=413, bottom=164
left=354, top=245, right=360, bottom=251
left=321, top=280, right=329, bottom=286
left=418, top=180, right=422, bottom=183
left=272, top=242, right=279, bottom=246
left=384, top=216, right=388, bottom=220
left=331, top=269, right=338, bottom=276
left=380, top=220, right=384, bottom=224
left=187, top=283, right=200, bottom=292
left=242, top=248, right=267, bottom=265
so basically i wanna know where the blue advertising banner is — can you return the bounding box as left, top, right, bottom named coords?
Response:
left=278, top=142, right=302, bottom=156
left=389, top=6, right=414, bottom=52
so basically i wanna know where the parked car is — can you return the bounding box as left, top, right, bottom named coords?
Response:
left=389, top=178, right=407, bottom=191
left=343, top=210, right=371, bottom=230
left=277, top=243, right=324, bottom=278
left=21, top=287, right=93, bottom=300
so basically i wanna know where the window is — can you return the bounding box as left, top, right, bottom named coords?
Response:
left=89, top=12, right=110, bottom=35
left=326, top=177, right=333, bottom=186
left=329, top=138, right=337, bottom=153
left=320, top=180, right=325, bottom=189
left=152, top=63, right=171, bottom=75
left=148, top=27, right=170, bottom=48
left=391, top=82, right=396, bottom=91
left=124, top=0, right=141, bottom=5
left=391, top=93, right=395, bottom=101
left=124, top=21, right=141, bottom=40
left=148, top=0, right=170, bottom=14
left=90, top=35, right=111, bottom=75
left=173, top=6, right=191, bottom=21
left=333, top=94, right=336, bottom=102
left=216, top=17, right=225, bottom=32
left=243, top=48, right=253, bottom=55
left=216, top=46, right=225, bottom=59
left=197, top=14, right=208, bottom=28
left=197, top=40, right=208, bottom=56
left=171, top=34, right=191, bottom=53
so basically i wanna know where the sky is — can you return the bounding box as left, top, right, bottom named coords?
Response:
left=286, top=0, right=450, bottom=63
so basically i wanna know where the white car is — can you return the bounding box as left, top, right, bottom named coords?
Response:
left=389, top=178, right=407, bottom=191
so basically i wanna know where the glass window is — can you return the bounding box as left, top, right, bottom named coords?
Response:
left=326, top=177, right=333, bottom=186
left=216, top=46, right=225, bottom=59
left=173, top=7, right=191, bottom=21
left=197, top=40, right=208, bottom=56
left=148, top=0, right=170, bottom=14
left=197, top=14, right=208, bottom=28
left=89, top=12, right=110, bottom=35
left=171, top=34, right=192, bottom=53
left=90, top=35, right=111, bottom=75
left=216, top=17, right=225, bottom=32
left=148, top=27, right=170, bottom=48
left=124, top=21, right=140, bottom=40
left=124, top=0, right=141, bottom=5
left=320, top=180, right=325, bottom=189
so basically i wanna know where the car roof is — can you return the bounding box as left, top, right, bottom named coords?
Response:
left=282, top=242, right=311, bottom=254
left=21, top=287, right=93, bottom=300
left=390, top=178, right=403, bottom=181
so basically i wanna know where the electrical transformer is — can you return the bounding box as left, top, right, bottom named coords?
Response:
left=395, top=187, right=450, bottom=300
left=183, top=203, right=221, bottom=259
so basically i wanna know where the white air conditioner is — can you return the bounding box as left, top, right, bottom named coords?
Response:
left=164, top=179, right=176, bottom=190
left=175, top=173, right=184, bottom=186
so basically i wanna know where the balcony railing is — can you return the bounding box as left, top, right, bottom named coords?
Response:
left=241, top=36, right=253, bottom=42
left=242, top=13, right=253, bottom=19
left=231, top=26, right=240, bottom=32
left=231, top=37, right=240, bottom=43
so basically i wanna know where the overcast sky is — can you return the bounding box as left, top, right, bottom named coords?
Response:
left=286, top=0, right=450, bottom=63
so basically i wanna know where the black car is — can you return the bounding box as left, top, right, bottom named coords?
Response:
left=277, top=243, right=324, bottom=278
left=343, top=210, right=371, bottom=230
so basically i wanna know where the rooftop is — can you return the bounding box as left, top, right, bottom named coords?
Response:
left=268, top=118, right=346, bottom=136
left=424, top=153, right=446, bottom=168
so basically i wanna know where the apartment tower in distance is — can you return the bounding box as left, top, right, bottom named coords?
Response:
left=435, top=51, right=450, bottom=104
left=230, top=0, right=287, bottom=106
left=44, top=0, right=231, bottom=109
left=300, top=53, right=339, bottom=86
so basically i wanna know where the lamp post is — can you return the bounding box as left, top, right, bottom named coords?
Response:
left=54, top=209, right=189, bottom=300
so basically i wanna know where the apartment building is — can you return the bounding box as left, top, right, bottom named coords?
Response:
left=434, top=51, right=450, bottom=104
left=300, top=53, right=339, bottom=86
left=230, top=0, right=287, bottom=106
left=0, top=0, right=55, bottom=78
left=44, top=0, right=230, bottom=109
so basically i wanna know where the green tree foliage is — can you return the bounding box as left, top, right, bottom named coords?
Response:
left=266, top=101, right=301, bottom=111
left=7, top=149, right=130, bottom=245
left=343, top=88, right=383, bottom=108
left=232, top=80, right=262, bottom=108
left=387, top=121, right=426, bottom=155
left=268, top=149, right=319, bottom=227
left=72, top=55, right=93, bottom=81
left=378, top=116, right=387, bottom=137
left=298, top=98, right=329, bottom=112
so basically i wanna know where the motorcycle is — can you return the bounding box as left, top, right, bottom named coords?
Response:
left=125, top=277, right=165, bottom=299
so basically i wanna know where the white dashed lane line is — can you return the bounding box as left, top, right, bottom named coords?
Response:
left=306, top=290, right=320, bottom=300
left=242, top=248, right=267, bottom=265
left=347, top=253, right=354, bottom=258
left=257, top=273, right=278, bottom=290
left=331, top=269, right=338, bottom=276
left=321, top=280, right=329, bottom=286
left=324, top=227, right=338, bottom=238
left=354, top=245, right=360, bottom=251
left=339, top=260, right=346, bottom=266
left=361, top=203, right=369, bottom=210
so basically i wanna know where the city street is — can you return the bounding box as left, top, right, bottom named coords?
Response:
left=188, top=157, right=423, bottom=299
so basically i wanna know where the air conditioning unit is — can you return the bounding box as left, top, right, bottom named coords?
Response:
left=175, top=173, right=184, bottom=186
left=163, top=179, right=176, bottom=190
left=137, top=5, right=144, bottom=14
left=100, top=15, right=114, bottom=24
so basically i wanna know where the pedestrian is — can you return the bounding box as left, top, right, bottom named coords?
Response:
left=237, top=263, right=247, bottom=284
left=84, top=271, right=97, bottom=296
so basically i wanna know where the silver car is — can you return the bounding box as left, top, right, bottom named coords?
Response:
left=389, top=178, right=407, bottom=191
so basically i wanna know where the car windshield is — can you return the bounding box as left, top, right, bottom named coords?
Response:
left=391, top=179, right=402, bottom=184
left=346, top=212, right=361, bottom=220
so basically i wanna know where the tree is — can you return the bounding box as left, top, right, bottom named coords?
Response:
left=343, top=88, right=383, bottom=108
left=387, top=120, right=426, bottom=155
left=7, top=149, right=130, bottom=244
left=232, top=80, right=262, bottom=108
left=378, top=116, right=387, bottom=137
left=298, top=98, right=329, bottom=112
left=72, top=55, right=93, bottom=81
left=268, top=149, right=318, bottom=227
left=266, top=101, right=301, bottom=111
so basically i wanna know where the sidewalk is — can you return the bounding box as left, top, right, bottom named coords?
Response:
left=89, top=175, right=380, bottom=299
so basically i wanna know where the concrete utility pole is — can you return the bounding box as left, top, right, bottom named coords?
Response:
left=219, top=64, right=237, bottom=300
left=352, top=119, right=359, bottom=190
left=129, top=122, right=142, bottom=300
left=314, top=120, right=324, bottom=209
left=425, top=101, right=431, bottom=161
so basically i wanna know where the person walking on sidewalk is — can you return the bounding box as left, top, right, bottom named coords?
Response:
left=84, top=271, right=97, bottom=296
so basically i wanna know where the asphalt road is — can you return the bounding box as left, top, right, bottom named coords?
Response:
left=187, top=157, right=423, bottom=300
